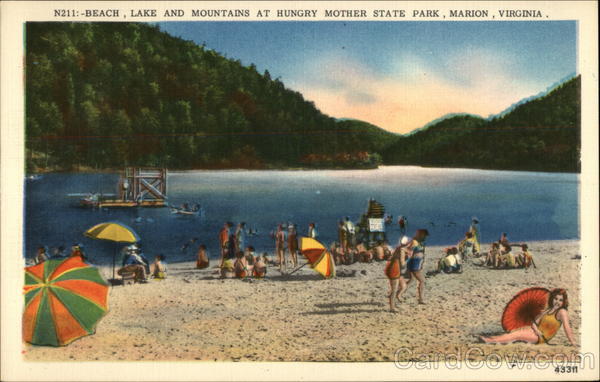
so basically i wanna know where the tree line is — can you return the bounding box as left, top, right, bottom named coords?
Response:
left=25, top=22, right=580, bottom=173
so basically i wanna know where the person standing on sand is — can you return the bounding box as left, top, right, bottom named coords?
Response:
left=308, top=222, right=318, bottom=239
left=235, top=222, right=246, bottom=253
left=469, top=217, right=481, bottom=255
left=338, top=221, right=347, bottom=255
left=343, top=216, right=356, bottom=249
left=287, top=224, right=299, bottom=268
left=398, top=229, right=429, bottom=304
left=196, top=244, right=209, bottom=269
left=275, top=224, right=286, bottom=272
left=219, top=222, right=232, bottom=265
left=385, top=236, right=411, bottom=312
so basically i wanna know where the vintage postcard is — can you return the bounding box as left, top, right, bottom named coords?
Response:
left=1, top=1, right=598, bottom=381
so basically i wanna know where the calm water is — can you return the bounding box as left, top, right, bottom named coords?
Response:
left=24, top=166, right=579, bottom=264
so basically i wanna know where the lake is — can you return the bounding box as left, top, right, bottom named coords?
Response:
left=24, top=166, right=579, bottom=264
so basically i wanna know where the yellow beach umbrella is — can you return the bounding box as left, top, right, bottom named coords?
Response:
left=84, top=221, right=140, bottom=281
left=299, top=237, right=335, bottom=279
left=84, top=221, right=140, bottom=243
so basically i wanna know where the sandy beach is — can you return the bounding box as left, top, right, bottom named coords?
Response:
left=23, top=240, right=581, bottom=362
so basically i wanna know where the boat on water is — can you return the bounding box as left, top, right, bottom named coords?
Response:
left=170, top=203, right=202, bottom=216
left=26, top=174, right=43, bottom=181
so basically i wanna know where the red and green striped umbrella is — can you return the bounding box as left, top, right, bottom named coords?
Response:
left=23, top=256, right=109, bottom=346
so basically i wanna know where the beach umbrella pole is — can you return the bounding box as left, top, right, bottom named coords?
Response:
left=112, top=247, right=116, bottom=281
left=288, top=262, right=309, bottom=276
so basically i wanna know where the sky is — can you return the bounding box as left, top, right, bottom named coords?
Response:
left=158, top=21, right=577, bottom=134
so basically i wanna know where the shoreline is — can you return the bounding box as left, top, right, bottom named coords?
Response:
left=24, top=239, right=581, bottom=362
left=26, top=164, right=580, bottom=176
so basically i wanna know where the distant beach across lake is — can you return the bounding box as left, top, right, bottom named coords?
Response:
left=24, top=166, right=579, bottom=265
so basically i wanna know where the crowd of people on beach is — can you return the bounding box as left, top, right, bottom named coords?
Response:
left=30, top=215, right=535, bottom=294
left=32, top=244, right=88, bottom=265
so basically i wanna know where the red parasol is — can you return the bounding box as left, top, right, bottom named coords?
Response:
left=501, top=287, right=550, bottom=331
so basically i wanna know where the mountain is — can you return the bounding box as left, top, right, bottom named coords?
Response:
left=383, top=76, right=580, bottom=173
left=25, top=22, right=580, bottom=173
left=25, top=22, right=395, bottom=171
left=489, top=72, right=578, bottom=120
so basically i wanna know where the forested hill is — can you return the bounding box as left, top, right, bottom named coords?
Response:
left=25, top=22, right=396, bottom=171
left=25, top=22, right=579, bottom=173
left=382, top=76, right=581, bottom=173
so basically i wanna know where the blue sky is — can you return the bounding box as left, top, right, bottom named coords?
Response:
left=158, top=21, right=577, bottom=133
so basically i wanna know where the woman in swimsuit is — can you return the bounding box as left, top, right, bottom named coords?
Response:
left=385, top=236, right=411, bottom=312
left=287, top=224, right=298, bottom=268
left=480, top=288, right=576, bottom=346
left=399, top=229, right=429, bottom=304
left=275, top=224, right=286, bottom=273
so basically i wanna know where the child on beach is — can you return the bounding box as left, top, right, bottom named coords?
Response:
left=196, top=244, right=210, bottom=269
left=150, top=254, right=167, bottom=279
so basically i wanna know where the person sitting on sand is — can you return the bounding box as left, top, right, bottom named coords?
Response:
left=337, top=244, right=348, bottom=265
left=517, top=244, right=536, bottom=269
left=118, top=247, right=149, bottom=282
left=35, top=246, right=48, bottom=264
left=385, top=236, right=411, bottom=312
left=437, top=247, right=462, bottom=274
left=398, top=229, right=429, bottom=304
left=481, top=242, right=500, bottom=267
left=149, top=254, right=167, bottom=279
left=49, top=246, right=67, bottom=260
left=458, top=232, right=475, bottom=260
left=373, top=243, right=386, bottom=262
left=220, top=251, right=235, bottom=278
left=345, top=246, right=359, bottom=265
left=69, top=244, right=88, bottom=263
left=234, top=251, right=248, bottom=279
left=480, top=288, right=576, bottom=346
left=357, top=242, right=372, bottom=263
left=498, top=243, right=517, bottom=268
left=196, top=244, right=210, bottom=269
left=253, top=253, right=268, bottom=278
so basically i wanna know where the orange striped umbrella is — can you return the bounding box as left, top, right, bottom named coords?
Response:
left=23, top=257, right=109, bottom=346
left=299, top=237, right=335, bottom=278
